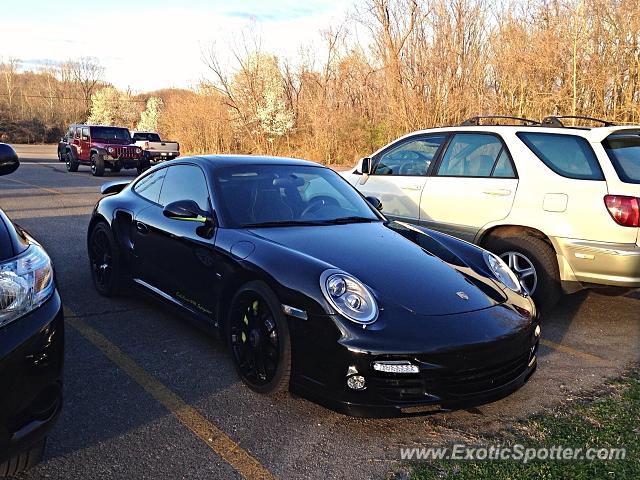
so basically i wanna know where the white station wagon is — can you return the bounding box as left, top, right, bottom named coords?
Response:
left=342, top=115, right=640, bottom=311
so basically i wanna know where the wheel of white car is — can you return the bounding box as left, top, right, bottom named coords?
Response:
left=486, top=234, right=561, bottom=314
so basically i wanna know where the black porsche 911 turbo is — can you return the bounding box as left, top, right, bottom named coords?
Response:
left=87, top=155, right=539, bottom=417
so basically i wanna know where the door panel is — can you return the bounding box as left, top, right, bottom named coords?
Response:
left=358, top=134, right=448, bottom=220
left=420, top=177, right=518, bottom=241
left=79, top=127, right=91, bottom=161
left=420, top=133, right=519, bottom=241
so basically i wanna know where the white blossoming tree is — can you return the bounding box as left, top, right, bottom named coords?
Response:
left=229, top=53, right=295, bottom=151
left=136, top=97, right=163, bottom=132
left=87, top=87, right=138, bottom=128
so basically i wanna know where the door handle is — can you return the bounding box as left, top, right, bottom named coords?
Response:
left=483, top=188, right=512, bottom=196
left=135, top=221, right=149, bottom=234
left=401, top=184, right=423, bottom=191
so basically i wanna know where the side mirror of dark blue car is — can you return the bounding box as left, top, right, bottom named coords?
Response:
left=163, top=200, right=212, bottom=223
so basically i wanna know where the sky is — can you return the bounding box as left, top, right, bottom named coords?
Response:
left=1, top=0, right=354, bottom=93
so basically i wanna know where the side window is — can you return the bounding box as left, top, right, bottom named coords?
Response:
left=492, top=150, right=516, bottom=178
left=436, top=134, right=505, bottom=177
left=517, top=132, right=604, bottom=180
left=82, top=127, right=89, bottom=140
left=74, top=127, right=81, bottom=139
left=159, top=165, right=211, bottom=211
left=133, top=168, right=167, bottom=203
left=374, top=135, right=447, bottom=176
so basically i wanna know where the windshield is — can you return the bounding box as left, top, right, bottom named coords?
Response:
left=91, top=127, right=132, bottom=143
left=603, top=134, right=640, bottom=184
left=133, top=132, right=161, bottom=142
left=214, top=164, right=382, bottom=227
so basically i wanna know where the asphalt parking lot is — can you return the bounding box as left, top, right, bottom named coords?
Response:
left=3, top=145, right=639, bottom=480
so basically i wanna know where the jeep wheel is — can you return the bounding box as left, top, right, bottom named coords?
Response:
left=66, top=152, right=78, bottom=172
left=486, top=235, right=562, bottom=314
left=91, top=153, right=105, bottom=177
left=136, top=156, right=151, bottom=175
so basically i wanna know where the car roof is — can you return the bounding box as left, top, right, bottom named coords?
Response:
left=390, top=125, right=640, bottom=144
left=185, top=154, right=323, bottom=168
left=70, top=124, right=130, bottom=129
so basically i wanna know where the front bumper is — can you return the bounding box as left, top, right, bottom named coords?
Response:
left=289, top=303, right=539, bottom=418
left=553, top=237, right=640, bottom=289
left=0, top=291, right=64, bottom=463
left=103, top=155, right=143, bottom=169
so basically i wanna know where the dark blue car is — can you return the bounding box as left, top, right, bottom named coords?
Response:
left=0, top=144, right=64, bottom=475
left=88, top=155, right=539, bottom=417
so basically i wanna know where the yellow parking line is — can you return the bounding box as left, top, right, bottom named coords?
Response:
left=540, top=339, right=610, bottom=364
left=0, top=177, right=62, bottom=195
left=66, top=315, right=276, bottom=480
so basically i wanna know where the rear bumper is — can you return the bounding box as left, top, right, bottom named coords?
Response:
left=553, top=237, right=640, bottom=288
left=0, top=291, right=64, bottom=464
left=146, top=151, right=179, bottom=160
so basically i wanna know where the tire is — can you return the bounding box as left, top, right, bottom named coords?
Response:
left=136, top=155, right=150, bottom=176
left=91, top=153, right=105, bottom=177
left=485, top=234, right=562, bottom=313
left=226, top=281, right=292, bottom=395
left=0, top=437, right=45, bottom=477
left=88, top=222, right=122, bottom=296
left=65, top=151, right=78, bottom=172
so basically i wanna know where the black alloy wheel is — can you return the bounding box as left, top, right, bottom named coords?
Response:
left=88, top=223, right=120, bottom=296
left=227, top=281, right=291, bottom=394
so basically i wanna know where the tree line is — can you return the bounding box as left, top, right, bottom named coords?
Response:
left=1, top=0, right=639, bottom=164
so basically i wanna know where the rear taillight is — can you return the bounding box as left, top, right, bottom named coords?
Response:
left=604, top=195, right=640, bottom=227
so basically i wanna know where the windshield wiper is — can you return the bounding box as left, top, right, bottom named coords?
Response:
left=320, top=216, right=380, bottom=224
left=242, top=220, right=327, bottom=228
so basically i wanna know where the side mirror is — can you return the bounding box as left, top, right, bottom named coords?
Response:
left=0, top=144, right=19, bottom=176
left=163, top=200, right=211, bottom=223
left=358, top=157, right=371, bottom=175
left=82, top=135, right=89, bottom=141
left=366, top=196, right=383, bottom=211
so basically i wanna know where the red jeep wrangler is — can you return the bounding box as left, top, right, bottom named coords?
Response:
left=62, top=125, right=149, bottom=176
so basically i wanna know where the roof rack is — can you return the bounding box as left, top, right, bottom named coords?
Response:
left=460, top=116, right=541, bottom=126
left=542, top=115, right=616, bottom=127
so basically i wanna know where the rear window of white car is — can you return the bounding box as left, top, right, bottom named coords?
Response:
left=603, top=134, right=640, bottom=184
left=517, top=132, right=604, bottom=180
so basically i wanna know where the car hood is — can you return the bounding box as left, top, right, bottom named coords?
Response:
left=247, top=222, right=501, bottom=316
left=93, top=140, right=135, bottom=147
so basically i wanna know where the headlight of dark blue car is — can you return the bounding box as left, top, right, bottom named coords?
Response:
left=320, top=269, right=378, bottom=325
left=0, top=244, right=54, bottom=327
left=483, top=251, right=522, bottom=294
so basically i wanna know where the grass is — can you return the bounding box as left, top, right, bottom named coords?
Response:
left=410, top=368, right=639, bottom=480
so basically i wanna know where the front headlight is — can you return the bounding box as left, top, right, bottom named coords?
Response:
left=320, top=270, right=378, bottom=324
left=483, top=251, right=522, bottom=293
left=0, top=245, right=54, bottom=328
left=107, top=147, right=115, bottom=154
left=135, top=147, right=142, bottom=154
